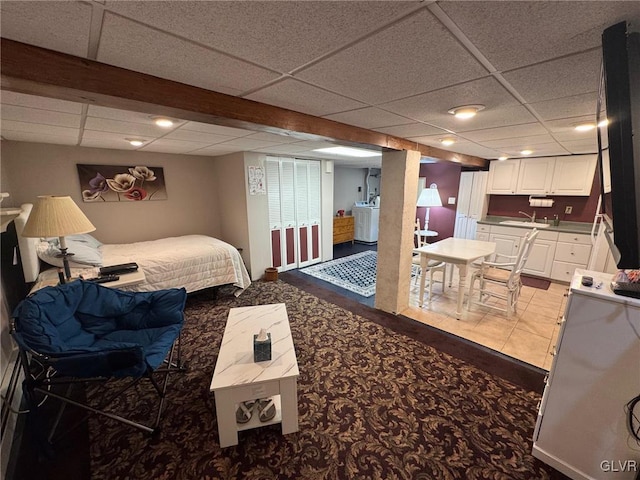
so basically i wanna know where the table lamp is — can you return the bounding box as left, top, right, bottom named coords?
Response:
left=417, top=183, right=442, bottom=230
left=21, top=195, right=96, bottom=282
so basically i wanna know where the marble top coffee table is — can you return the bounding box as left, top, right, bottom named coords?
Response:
left=209, top=303, right=299, bottom=448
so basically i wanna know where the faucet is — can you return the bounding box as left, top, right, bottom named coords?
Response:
left=518, top=210, right=536, bottom=222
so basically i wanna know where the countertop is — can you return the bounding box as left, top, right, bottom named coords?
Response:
left=478, top=215, right=594, bottom=235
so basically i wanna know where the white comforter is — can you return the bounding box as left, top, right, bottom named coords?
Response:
left=101, top=235, right=251, bottom=295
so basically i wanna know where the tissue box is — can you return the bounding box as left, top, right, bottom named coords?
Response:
left=253, top=333, right=272, bottom=362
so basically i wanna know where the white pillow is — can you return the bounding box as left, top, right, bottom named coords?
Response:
left=36, top=239, right=103, bottom=268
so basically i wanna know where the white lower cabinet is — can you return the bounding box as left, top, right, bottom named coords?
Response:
left=532, top=270, right=640, bottom=479
left=486, top=225, right=557, bottom=278
left=550, top=232, right=592, bottom=282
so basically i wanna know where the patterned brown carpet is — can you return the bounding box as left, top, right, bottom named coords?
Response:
left=73, top=279, right=565, bottom=479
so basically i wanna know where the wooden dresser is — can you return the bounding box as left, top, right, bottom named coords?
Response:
left=333, top=216, right=354, bottom=245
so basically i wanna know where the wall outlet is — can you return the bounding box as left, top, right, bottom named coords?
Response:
left=358, top=186, right=362, bottom=192
left=448, top=197, right=456, bottom=205
left=565, top=206, right=573, bottom=214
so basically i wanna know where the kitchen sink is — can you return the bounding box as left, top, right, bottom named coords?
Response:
left=499, top=220, right=551, bottom=228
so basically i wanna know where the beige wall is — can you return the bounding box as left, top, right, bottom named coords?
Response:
left=0, top=141, right=221, bottom=244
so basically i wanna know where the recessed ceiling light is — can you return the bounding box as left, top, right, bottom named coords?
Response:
left=520, top=149, right=533, bottom=156
left=598, top=118, right=609, bottom=127
left=440, top=138, right=456, bottom=146
left=498, top=156, right=508, bottom=161
left=313, top=146, right=380, bottom=157
left=151, top=116, right=174, bottom=128
left=126, top=138, right=145, bottom=146
left=574, top=123, right=596, bottom=132
left=447, top=104, right=485, bottom=119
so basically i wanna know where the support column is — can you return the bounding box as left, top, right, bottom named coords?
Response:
left=374, top=150, right=420, bottom=314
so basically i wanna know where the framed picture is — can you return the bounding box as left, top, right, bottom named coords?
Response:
left=77, top=164, right=168, bottom=202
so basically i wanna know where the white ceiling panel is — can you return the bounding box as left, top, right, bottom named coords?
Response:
left=1, top=131, right=77, bottom=146
left=2, top=1, right=638, bottom=167
left=1, top=105, right=80, bottom=128
left=97, top=13, right=280, bottom=96
left=104, top=1, right=419, bottom=73
left=503, top=49, right=602, bottom=103
left=296, top=8, right=488, bottom=104
left=245, top=78, right=366, bottom=117
left=323, top=108, right=412, bottom=130
left=529, top=93, right=598, bottom=122
left=503, top=143, right=570, bottom=157
left=139, top=139, right=211, bottom=154
left=1, top=91, right=84, bottom=114
left=0, top=0, right=91, bottom=57
left=437, top=1, right=640, bottom=71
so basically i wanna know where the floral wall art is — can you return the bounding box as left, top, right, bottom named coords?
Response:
left=77, top=164, right=168, bottom=202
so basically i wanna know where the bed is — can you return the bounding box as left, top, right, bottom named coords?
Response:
left=14, top=203, right=251, bottom=295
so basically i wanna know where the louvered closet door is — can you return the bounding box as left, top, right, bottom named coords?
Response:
left=266, top=159, right=283, bottom=268
left=280, top=159, right=297, bottom=270
left=307, top=161, right=321, bottom=264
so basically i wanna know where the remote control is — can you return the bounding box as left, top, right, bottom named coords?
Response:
left=85, top=275, right=120, bottom=283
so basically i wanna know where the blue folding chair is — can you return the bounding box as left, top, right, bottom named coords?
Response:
left=11, top=280, right=187, bottom=442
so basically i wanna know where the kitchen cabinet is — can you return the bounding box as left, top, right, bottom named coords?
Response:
left=550, top=232, right=593, bottom=282
left=488, top=225, right=557, bottom=277
left=532, top=269, right=640, bottom=479
left=487, top=159, right=520, bottom=194
left=352, top=206, right=380, bottom=243
left=333, top=216, right=354, bottom=245
left=516, top=157, right=555, bottom=195
left=267, top=157, right=321, bottom=271
left=454, top=171, right=488, bottom=239
left=549, top=154, right=597, bottom=195
left=487, top=154, right=597, bottom=196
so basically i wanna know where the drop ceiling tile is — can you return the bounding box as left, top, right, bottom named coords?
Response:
left=432, top=105, right=538, bottom=133
left=97, top=13, right=280, bottom=96
left=81, top=130, right=154, bottom=144
left=381, top=76, right=518, bottom=122
left=545, top=116, right=599, bottom=133
left=1, top=131, right=78, bottom=146
left=1, top=105, right=81, bottom=128
left=529, top=93, right=598, bottom=121
left=0, top=1, right=91, bottom=57
left=375, top=123, right=448, bottom=138
left=323, top=108, right=413, bottom=129
left=1, top=120, right=79, bottom=138
left=217, top=138, right=285, bottom=150
left=161, top=128, right=235, bottom=144
left=253, top=144, right=316, bottom=155
left=482, top=134, right=557, bottom=149
left=180, top=122, right=253, bottom=137
left=84, top=117, right=165, bottom=137
left=243, top=132, right=301, bottom=144
left=438, top=1, right=640, bottom=71
left=139, top=139, right=211, bottom=154
left=503, top=49, right=601, bottom=103
left=462, top=123, right=548, bottom=142
left=557, top=139, right=598, bottom=154
left=296, top=8, right=488, bottom=104
left=245, top=79, right=366, bottom=117
left=1, top=92, right=84, bottom=114
left=104, top=1, right=418, bottom=72
left=552, top=129, right=599, bottom=143
left=186, top=145, right=242, bottom=157
left=502, top=142, right=570, bottom=157
left=80, top=138, right=141, bottom=150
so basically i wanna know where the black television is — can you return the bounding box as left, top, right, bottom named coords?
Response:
left=597, top=21, right=640, bottom=269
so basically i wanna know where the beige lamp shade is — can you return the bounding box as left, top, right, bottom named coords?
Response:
left=417, top=184, right=442, bottom=208
left=21, top=195, right=95, bottom=238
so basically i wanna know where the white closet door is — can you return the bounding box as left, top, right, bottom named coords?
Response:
left=454, top=172, right=473, bottom=238
left=308, top=161, right=321, bottom=263
left=280, top=159, right=297, bottom=270
left=266, top=158, right=283, bottom=268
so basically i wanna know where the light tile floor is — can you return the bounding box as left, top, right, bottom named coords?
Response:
left=401, top=266, right=570, bottom=370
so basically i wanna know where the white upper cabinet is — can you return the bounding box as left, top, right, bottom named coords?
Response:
left=549, top=154, right=597, bottom=196
left=516, top=157, right=555, bottom=195
left=487, top=159, right=520, bottom=194
left=488, top=155, right=597, bottom=196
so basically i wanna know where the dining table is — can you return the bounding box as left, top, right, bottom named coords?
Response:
left=415, top=237, right=497, bottom=318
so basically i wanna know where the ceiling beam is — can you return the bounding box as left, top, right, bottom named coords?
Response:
left=0, top=38, right=487, bottom=168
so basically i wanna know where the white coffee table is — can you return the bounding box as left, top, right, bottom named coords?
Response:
left=209, top=303, right=299, bottom=448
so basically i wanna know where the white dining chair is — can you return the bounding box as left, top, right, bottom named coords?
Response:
left=412, top=218, right=447, bottom=304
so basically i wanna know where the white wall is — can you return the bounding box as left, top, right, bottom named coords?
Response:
left=333, top=166, right=367, bottom=215
left=0, top=141, right=221, bottom=244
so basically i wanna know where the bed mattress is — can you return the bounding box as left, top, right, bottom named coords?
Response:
left=100, top=235, right=251, bottom=295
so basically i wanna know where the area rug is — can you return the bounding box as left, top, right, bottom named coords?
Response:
left=522, top=275, right=551, bottom=290
left=69, top=281, right=566, bottom=480
left=300, top=251, right=418, bottom=297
